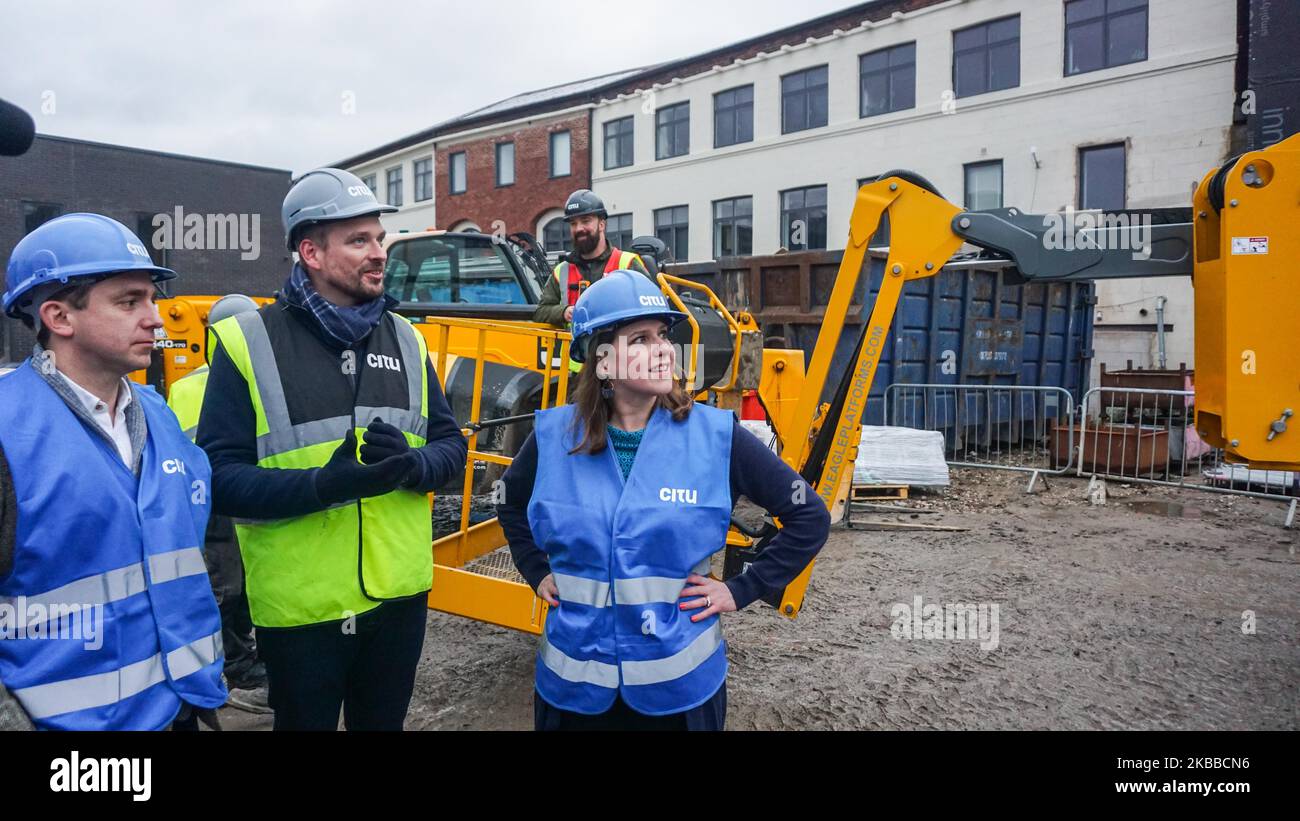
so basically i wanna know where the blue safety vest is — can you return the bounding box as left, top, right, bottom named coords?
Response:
left=528, top=403, right=733, bottom=715
left=0, top=362, right=227, bottom=730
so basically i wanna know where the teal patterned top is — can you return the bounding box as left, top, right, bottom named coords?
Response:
left=606, top=424, right=645, bottom=480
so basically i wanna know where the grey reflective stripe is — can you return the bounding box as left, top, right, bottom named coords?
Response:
left=256, top=415, right=352, bottom=461
left=552, top=573, right=611, bottom=608
left=0, top=563, right=146, bottom=628
left=147, top=547, right=207, bottom=585
left=0, top=549, right=209, bottom=631
left=234, top=311, right=292, bottom=436
left=620, top=621, right=723, bottom=687
left=538, top=631, right=618, bottom=689
left=239, top=311, right=428, bottom=459
left=235, top=311, right=307, bottom=461
left=357, top=315, right=428, bottom=439
left=12, top=630, right=223, bottom=721
left=614, top=576, right=687, bottom=606
left=13, top=652, right=165, bottom=720
left=391, top=313, right=425, bottom=420
left=182, top=426, right=197, bottom=441
left=355, top=406, right=427, bottom=440
left=166, top=630, right=224, bottom=679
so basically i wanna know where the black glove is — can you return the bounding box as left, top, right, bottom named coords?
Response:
left=360, top=418, right=423, bottom=489
left=314, top=428, right=419, bottom=506
left=359, top=418, right=411, bottom=464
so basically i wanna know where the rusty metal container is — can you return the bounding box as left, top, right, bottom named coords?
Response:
left=1052, top=422, right=1171, bottom=475
left=1099, top=362, right=1195, bottom=420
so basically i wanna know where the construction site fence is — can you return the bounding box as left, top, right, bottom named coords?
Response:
left=878, top=381, right=1297, bottom=525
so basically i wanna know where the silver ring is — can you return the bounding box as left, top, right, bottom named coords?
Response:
left=705, top=596, right=712, bottom=608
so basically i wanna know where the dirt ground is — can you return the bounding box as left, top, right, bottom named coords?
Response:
left=221, top=470, right=1298, bottom=730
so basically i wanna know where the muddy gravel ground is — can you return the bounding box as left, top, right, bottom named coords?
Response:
left=220, top=470, right=1298, bottom=730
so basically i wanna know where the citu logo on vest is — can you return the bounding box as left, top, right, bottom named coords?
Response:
left=366, top=352, right=402, bottom=372
left=161, top=458, right=186, bottom=475
left=659, top=486, right=698, bottom=504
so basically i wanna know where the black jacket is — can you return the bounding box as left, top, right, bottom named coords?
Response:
left=198, top=299, right=467, bottom=520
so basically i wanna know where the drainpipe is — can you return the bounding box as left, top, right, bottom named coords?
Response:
left=1155, top=296, right=1168, bottom=369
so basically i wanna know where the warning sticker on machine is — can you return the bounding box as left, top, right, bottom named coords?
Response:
left=1231, top=236, right=1269, bottom=255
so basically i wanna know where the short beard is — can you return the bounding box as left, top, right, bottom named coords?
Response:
left=574, top=231, right=601, bottom=256
left=323, top=266, right=384, bottom=304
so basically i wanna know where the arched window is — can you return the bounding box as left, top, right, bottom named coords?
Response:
left=542, top=217, right=571, bottom=255
left=448, top=220, right=482, bottom=233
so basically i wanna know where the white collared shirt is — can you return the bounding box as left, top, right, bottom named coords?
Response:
left=59, top=373, right=135, bottom=466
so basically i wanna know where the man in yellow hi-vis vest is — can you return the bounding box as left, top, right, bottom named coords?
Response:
left=533, top=190, right=653, bottom=371
left=198, top=168, right=468, bottom=731
left=167, top=293, right=270, bottom=716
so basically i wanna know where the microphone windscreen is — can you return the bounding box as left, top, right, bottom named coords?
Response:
left=0, top=99, right=37, bottom=157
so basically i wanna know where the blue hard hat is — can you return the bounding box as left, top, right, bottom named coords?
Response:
left=569, top=270, right=687, bottom=363
left=4, top=213, right=176, bottom=320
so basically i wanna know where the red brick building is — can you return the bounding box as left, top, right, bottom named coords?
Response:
left=338, top=66, right=648, bottom=253
left=336, top=1, right=945, bottom=253
left=434, top=111, right=590, bottom=243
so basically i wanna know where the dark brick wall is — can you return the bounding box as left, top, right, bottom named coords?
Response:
left=0, top=136, right=291, bottom=363
left=435, top=112, right=591, bottom=240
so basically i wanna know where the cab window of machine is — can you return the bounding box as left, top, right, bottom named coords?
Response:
left=384, top=236, right=527, bottom=305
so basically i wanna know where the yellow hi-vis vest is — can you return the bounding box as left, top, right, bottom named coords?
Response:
left=166, top=365, right=209, bottom=441
left=209, top=304, right=434, bottom=628
left=551, top=247, right=643, bottom=371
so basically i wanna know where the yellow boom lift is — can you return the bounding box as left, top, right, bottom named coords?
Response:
left=424, top=131, right=1299, bottom=632
left=154, top=132, right=1299, bottom=633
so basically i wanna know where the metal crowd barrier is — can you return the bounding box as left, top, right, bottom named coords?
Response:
left=883, top=383, right=1076, bottom=492
left=1076, top=386, right=1298, bottom=526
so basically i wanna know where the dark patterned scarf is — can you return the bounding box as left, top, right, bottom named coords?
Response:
left=282, top=262, right=389, bottom=348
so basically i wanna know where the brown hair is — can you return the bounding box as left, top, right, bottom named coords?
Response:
left=567, top=327, right=694, bottom=454
left=33, top=280, right=96, bottom=346
left=293, top=222, right=332, bottom=259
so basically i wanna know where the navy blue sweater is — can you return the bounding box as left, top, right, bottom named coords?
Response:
left=197, top=302, right=467, bottom=519
left=497, top=417, right=831, bottom=611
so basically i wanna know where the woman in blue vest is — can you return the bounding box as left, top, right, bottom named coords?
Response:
left=498, top=270, right=830, bottom=730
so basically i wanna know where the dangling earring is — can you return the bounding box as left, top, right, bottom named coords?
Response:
left=599, top=377, right=614, bottom=399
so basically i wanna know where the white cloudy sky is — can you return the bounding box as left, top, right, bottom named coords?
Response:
left=1, top=0, right=855, bottom=174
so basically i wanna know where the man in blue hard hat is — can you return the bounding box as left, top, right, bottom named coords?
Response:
left=0, top=213, right=227, bottom=730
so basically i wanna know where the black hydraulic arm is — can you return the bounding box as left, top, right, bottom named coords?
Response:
left=950, top=206, right=1195, bottom=283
